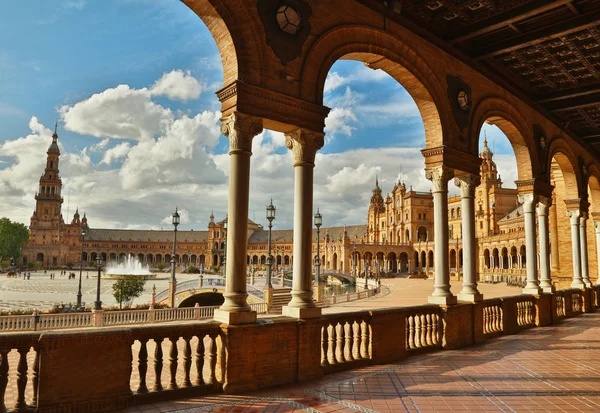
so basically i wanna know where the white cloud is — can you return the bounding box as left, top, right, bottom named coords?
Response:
left=162, top=208, right=190, bottom=225
left=60, top=84, right=172, bottom=141
left=325, top=107, right=357, bottom=139
left=100, top=142, right=131, bottom=165
left=324, top=72, right=348, bottom=93
left=90, top=138, right=110, bottom=152
left=327, top=164, right=380, bottom=194
left=150, top=69, right=202, bottom=102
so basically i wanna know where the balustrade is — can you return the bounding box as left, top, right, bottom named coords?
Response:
left=0, top=337, right=39, bottom=413
left=482, top=302, right=503, bottom=335
left=516, top=298, right=535, bottom=327
left=321, top=313, right=370, bottom=369
left=405, top=307, right=441, bottom=351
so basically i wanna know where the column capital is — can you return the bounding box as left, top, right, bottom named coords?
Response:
left=220, top=112, right=263, bottom=154
left=425, top=165, right=454, bottom=193
left=580, top=211, right=589, bottom=222
left=536, top=196, right=551, bottom=216
left=594, top=219, right=600, bottom=232
left=518, top=193, right=539, bottom=213
left=454, top=173, right=480, bottom=198
left=567, top=209, right=581, bottom=224
left=285, top=128, right=325, bottom=166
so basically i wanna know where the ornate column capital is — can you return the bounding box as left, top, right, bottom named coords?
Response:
left=537, top=195, right=552, bottom=216
left=580, top=211, right=589, bottom=224
left=425, top=165, right=454, bottom=193
left=285, top=128, right=325, bottom=166
left=594, top=219, right=600, bottom=232
left=220, top=112, right=263, bottom=154
left=567, top=209, right=581, bottom=225
left=454, top=173, right=480, bottom=198
left=518, top=193, right=539, bottom=213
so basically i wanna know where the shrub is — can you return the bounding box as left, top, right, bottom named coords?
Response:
left=113, top=279, right=146, bottom=307
left=156, top=263, right=166, bottom=271
left=187, top=266, right=200, bottom=274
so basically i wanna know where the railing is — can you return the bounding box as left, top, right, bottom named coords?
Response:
left=481, top=300, right=503, bottom=335
left=321, top=312, right=370, bottom=371
left=37, top=312, right=93, bottom=330
left=321, top=287, right=379, bottom=305
left=516, top=297, right=535, bottom=328
left=405, top=306, right=441, bottom=351
left=0, top=335, right=40, bottom=412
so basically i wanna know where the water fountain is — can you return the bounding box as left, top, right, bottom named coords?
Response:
left=103, top=254, right=156, bottom=279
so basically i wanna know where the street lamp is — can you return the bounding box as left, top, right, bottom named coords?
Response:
left=314, top=208, right=322, bottom=286
left=352, top=242, right=357, bottom=279
left=170, top=207, right=180, bottom=307
left=77, top=228, right=87, bottom=308
left=223, top=218, right=227, bottom=277
left=365, top=262, right=369, bottom=290
left=266, top=199, right=276, bottom=289
left=94, top=256, right=103, bottom=310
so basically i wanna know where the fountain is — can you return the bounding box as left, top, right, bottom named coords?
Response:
left=103, top=254, right=156, bottom=280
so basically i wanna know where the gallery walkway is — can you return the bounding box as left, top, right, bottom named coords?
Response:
left=114, top=312, right=600, bottom=413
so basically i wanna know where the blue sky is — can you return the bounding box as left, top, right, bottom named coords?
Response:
left=0, top=0, right=517, bottom=230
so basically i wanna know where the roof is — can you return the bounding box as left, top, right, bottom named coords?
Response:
left=498, top=206, right=523, bottom=223
left=247, top=224, right=368, bottom=244
left=86, top=229, right=209, bottom=243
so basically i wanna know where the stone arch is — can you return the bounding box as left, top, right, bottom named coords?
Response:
left=470, top=97, right=537, bottom=180
left=449, top=249, right=457, bottom=271
left=301, top=25, right=448, bottom=148
left=549, top=142, right=582, bottom=201
left=428, top=250, right=434, bottom=269
left=399, top=252, right=409, bottom=273
left=483, top=249, right=490, bottom=269
left=417, top=226, right=428, bottom=242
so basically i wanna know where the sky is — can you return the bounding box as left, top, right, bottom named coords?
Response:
left=0, top=0, right=517, bottom=231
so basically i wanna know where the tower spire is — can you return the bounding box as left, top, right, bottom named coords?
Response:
left=54, top=120, right=58, bottom=135
left=483, top=130, right=488, bottom=147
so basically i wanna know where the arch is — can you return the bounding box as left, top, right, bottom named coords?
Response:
left=417, top=226, right=428, bottom=242
left=510, top=246, right=518, bottom=268
left=179, top=292, right=224, bottom=308
left=91, top=252, right=98, bottom=262
left=109, top=253, right=117, bottom=262
left=302, top=25, right=448, bottom=148
left=428, top=250, right=434, bottom=269
left=399, top=252, right=409, bottom=273
left=501, top=247, right=509, bottom=269
left=387, top=252, right=397, bottom=272
left=519, top=245, right=526, bottom=268
left=420, top=251, right=426, bottom=270
left=550, top=147, right=581, bottom=201
left=458, top=249, right=463, bottom=270
left=137, top=253, right=144, bottom=263
left=82, top=252, right=88, bottom=262
left=147, top=254, right=154, bottom=263
left=165, top=254, right=172, bottom=263
left=101, top=252, right=107, bottom=262
left=199, top=255, right=205, bottom=266
left=191, top=254, right=197, bottom=265
left=470, top=97, right=537, bottom=180
left=492, top=248, right=499, bottom=269
left=213, top=254, right=218, bottom=266
left=449, top=249, right=457, bottom=271
left=405, top=229, right=410, bottom=242
left=483, top=249, right=490, bottom=269
left=332, top=253, right=338, bottom=271
left=252, top=255, right=258, bottom=265
left=260, top=255, right=266, bottom=265
left=36, top=253, right=44, bottom=263
left=413, top=251, right=419, bottom=271
left=220, top=242, right=225, bottom=250
left=284, top=255, right=290, bottom=266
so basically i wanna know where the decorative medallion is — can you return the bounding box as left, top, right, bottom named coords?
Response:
left=533, top=124, right=548, bottom=182
left=446, top=75, right=472, bottom=131
left=258, top=0, right=312, bottom=65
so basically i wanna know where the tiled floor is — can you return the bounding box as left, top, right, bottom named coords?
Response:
left=116, top=312, right=600, bottom=412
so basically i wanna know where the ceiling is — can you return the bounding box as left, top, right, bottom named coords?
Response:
left=362, top=0, right=600, bottom=151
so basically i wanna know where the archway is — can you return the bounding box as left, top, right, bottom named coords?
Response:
left=587, top=173, right=600, bottom=283
left=420, top=251, right=426, bottom=271
left=417, top=226, right=427, bottom=242
left=399, top=252, right=408, bottom=273
left=449, top=250, right=456, bottom=272
left=332, top=253, right=338, bottom=271
left=179, top=292, right=224, bottom=308
left=483, top=249, right=490, bottom=270
left=36, top=253, right=44, bottom=263
left=492, top=248, right=499, bottom=269
left=387, top=252, right=397, bottom=273
left=428, top=250, right=434, bottom=271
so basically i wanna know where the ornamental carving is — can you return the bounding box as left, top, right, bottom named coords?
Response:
left=285, top=129, right=324, bottom=165
left=518, top=193, right=539, bottom=213
left=425, top=166, right=454, bottom=192
left=257, top=0, right=312, bottom=65
left=220, top=113, right=263, bottom=153
left=454, top=173, right=480, bottom=198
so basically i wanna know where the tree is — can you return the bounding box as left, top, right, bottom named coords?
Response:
left=0, top=218, right=29, bottom=262
left=113, top=279, right=146, bottom=307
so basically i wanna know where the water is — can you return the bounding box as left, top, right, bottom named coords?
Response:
left=105, top=254, right=152, bottom=276
left=322, top=283, right=366, bottom=297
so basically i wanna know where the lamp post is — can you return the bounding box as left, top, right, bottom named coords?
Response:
left=365, top=262, right=369, bottom=290
left=223, top=218, right=227, bottom=277
left=266, top=199, right=276, bottom=289
left=76, top=228, right=87, bottom=308
left=169, top=208, right=180, bottom=308
left=314, top=209, right=322, bottom=286
left=94, top=256, right=103, bottom=310
left=352, top=242, right=357, bottom=280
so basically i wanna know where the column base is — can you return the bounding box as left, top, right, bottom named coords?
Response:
left=457, top=292, right=483, bottom=302
left=571, top=281, right=586, bottom=289
left=522, top=287, right=543, bottom=295
left=428, top=295, right=457, bottom=305
left=282, top=305, right=321, bottom=319
left=213, top=309, right=257, bottom=325
left=541, top=286, right=556, bottom=294
left=584, top=281, right=592, bottom=288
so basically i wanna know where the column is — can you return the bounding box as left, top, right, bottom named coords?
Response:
left=455, top=174, right=482, bottom=302
left=282, top=129, right=324, bottom=319
left=520, top=194, right=542, bottom=294
left=214, top=112, right=263, bottom=325
left=568, top=209, right=584, bottom=288
left=549, top=192, right=560, bottom=272
left=595, top=221, right=600, bottom=285
left=426, top=166, right=456, bottom=305
left=580, top=213, right=591, bottom=287
left=537, top=196, right=554, bottom=293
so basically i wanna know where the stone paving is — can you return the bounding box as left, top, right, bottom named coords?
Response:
left=115, top=312, right=600, bottom=413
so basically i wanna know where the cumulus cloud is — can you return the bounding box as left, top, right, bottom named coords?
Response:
left=162, top=208, right=190, bottom=225
left=324, top=72, right=348, bottom=93
left=100, top=142, right=131, bottom=165
left=325, top=107, right=357, bottom=139
left=150, top=69, right=202, bottom=101
left=60, top=84, right=172, bottom=141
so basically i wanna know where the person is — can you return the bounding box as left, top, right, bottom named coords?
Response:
left=27, top=273, right=30, bottom=280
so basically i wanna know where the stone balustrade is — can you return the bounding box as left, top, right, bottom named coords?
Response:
left=1, top=285, right=599, bottom=412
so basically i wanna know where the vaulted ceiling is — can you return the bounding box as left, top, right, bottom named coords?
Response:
left=362, top=0, right=600, bottom=152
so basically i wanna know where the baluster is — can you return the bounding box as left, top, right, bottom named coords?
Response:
left=352, top=320, right=360, bottom=360
left=431, top=314, right=439, bottom=345
left=0, top=351, right=9, bottom=413
left=328, top=324, right=337, bottom=365
left=182, top=337, right=192, bottom=388
left=425, top=314, right=432, bottom=346
left=15, top=348, right=28, bottom=410
left=407, top=316, right=415, bottom=349
left=420, top=314, right=427, bottom=347
left=321, top=325, right=329, bottom=366
left=414, top=315, right=422, bottom=348
left=489, top=307, right=495, bottom=332
left=483, top=307, right=488, bottom=334
left=153, top=338, right=163, bottom=392
left=168, top=337, right=179, bottom=390
left=193, top=335, right=205, bottom=386
left=344, top=322, right=353, bottom=362
left=360, top=320, right=369, bottom=359
left=336, top=322, right=345, bottom=363
left=136, top=339, right=149, bottom=393
left=32, top=347, right=40, bottom=406
left=207, top=334, right=217, bottom=385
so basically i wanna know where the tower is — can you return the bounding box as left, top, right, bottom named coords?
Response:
left=478, top=134, right=502, bottom=236
left=367, top=176, right=385, bottom=243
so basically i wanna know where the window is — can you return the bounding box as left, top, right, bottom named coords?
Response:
left=423, top=213, right=427, bottom=220
left=418, top=213, right=422, bottom=220
left=479, top=221, right=483, bottom=229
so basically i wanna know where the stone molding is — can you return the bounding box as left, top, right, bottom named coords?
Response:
left=454, top=173, right=480, bottom=198
left=515, top=178, right=554, bottom=198
left=421, top=146, right=481, bottom=176
left=285, top=129, right=325, bottom=166
left=425, top=165, right=454, bottom=193
left=220, top=112, right=264, bottom=154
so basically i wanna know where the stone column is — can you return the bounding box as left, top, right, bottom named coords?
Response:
left=455, top=174, right=482, bottom=302
left=537, top=197, right=554, bottom=293
left=580, top=213, right=591, bottom=287
left=520, top=194, right=542, bottom=295
left=214, top=112, right=262, bottom=325
left=549, top=192, right=560, bottom=272
left=595, top=221, right=600, bottom=285
left=426, top=166, right=456, bottom=305
left=568, top=209, right=584, bottom=288
left=282, top=129, right=324, bottom=319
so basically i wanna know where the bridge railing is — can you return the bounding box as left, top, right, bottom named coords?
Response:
left=2, top=287, right=599, bottom=412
